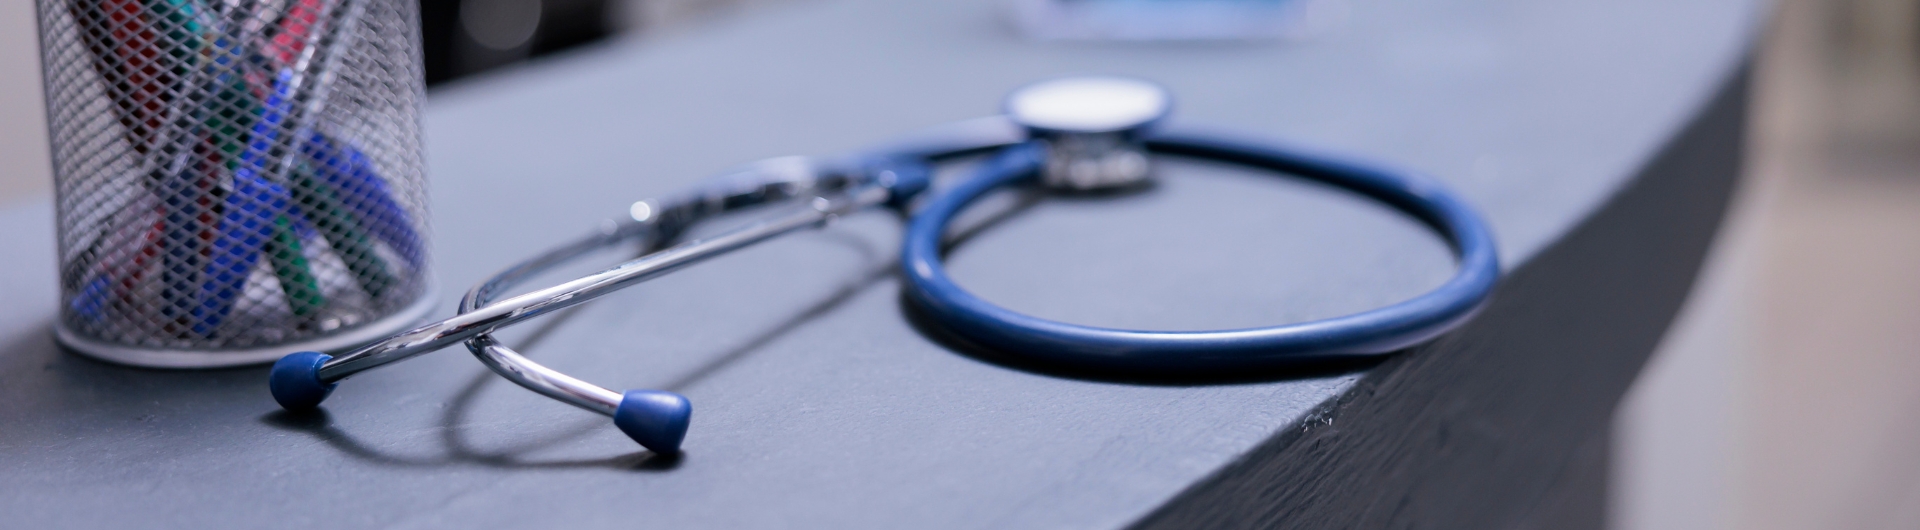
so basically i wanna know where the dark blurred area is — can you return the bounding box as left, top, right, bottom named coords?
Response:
left=419, top=0, right=620, bottom=85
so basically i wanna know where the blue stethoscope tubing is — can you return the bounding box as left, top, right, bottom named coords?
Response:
left=900, top=131, right=1502, bottom=371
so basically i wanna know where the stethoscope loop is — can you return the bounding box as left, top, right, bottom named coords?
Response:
left=900, top=131, right=1500, bottom=372
left=269, top=76, right=1500, bottom=454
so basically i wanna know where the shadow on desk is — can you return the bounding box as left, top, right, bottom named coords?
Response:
left=260, top=408, right=681, bottom=471
left=254, top=301, right=685, bottom=471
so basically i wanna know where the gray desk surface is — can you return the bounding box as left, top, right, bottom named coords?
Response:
left=0, top=0, right=1760, bottom=528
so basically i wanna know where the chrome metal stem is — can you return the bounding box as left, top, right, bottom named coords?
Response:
left=315, top=185, right=891, bottom=383
left=468, top=334, right=624, bottom=415
left=454, top=185, right=890, bottom=416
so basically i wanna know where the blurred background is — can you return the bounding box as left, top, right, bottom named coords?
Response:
left=0, top=0, right=1915, bottom=528
left=1616, top=0, right=1920, bottom=528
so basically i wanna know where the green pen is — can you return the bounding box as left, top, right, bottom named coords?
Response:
left=290, top=161, right=397, bottom=300
left=252, top=87, right=330, bottom=317
left=265, top=214, right=326, bottom=316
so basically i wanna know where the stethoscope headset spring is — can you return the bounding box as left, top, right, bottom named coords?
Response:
left=268, top=76, right=1501, bottom=455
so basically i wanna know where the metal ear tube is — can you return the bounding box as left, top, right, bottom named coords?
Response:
left=270, top=157, right=932, bottom=453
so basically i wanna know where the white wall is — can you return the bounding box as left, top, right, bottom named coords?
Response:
left=0, top=1, right=50, bottom=205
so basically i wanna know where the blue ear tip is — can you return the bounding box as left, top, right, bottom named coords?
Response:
left=269, top=351, right=337, bottom=410
left=613, top=390, right=692, bottom=454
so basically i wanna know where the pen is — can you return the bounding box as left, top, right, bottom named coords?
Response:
left=290, top=160, right=398, bottom=299
left=67, top=206, right=165, bottom=323
left=71, top=0, right=178, bottom=156
left=259, top=1, right=355, bottom=317
left=267, top=206, right=326, bottom=316
left=267, top=0, right=329, bottom=68
left=197, top=168, right=290, bottom=336
left=282, top=0, right=423, bottom=273
left=278, top=0, right=410, bottom=302
left=300, top=132, right=424, bottom=269
left=196, top=67, right=301, bottom=335
left=70, top=0, right=220, bottom=335
left=236, top=60, right=333, bottom=317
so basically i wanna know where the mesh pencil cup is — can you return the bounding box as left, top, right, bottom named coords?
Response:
left=38, top=0, right=436, bottom=367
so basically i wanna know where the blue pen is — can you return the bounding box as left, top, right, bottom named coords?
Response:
left=196, top=170, right=290, bottom=336
left=65, top=223, right=123, bottom=323
left=194, top=68, right=300, bottom=336
left=300, top=131, right=424, bottom=268
left=69, top=274, right=113, bottom=322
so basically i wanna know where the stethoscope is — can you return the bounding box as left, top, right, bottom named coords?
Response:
left=268, top=76, right=1501, bottom=455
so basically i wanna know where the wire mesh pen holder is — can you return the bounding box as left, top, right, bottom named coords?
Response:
left=38, top=0, right=435, bottom=367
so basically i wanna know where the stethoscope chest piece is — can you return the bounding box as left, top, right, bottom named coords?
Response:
left=1005, top=76, right=1171, bottom=191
